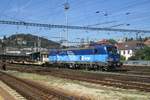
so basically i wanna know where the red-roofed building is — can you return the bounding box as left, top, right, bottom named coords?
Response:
left=96, top=39, right=111, bottom=45
left=117, top=40, right=145, bottom=60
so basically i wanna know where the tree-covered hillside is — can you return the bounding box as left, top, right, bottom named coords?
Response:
left=1, top=34, right=60, bottom=49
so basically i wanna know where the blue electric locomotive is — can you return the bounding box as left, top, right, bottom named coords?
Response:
left=48, top=45, right=121, bottom=70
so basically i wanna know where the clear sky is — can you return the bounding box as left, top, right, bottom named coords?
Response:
left=0, top=0, right=150, bottom=44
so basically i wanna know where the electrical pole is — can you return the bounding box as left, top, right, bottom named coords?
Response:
left=37, top=36, right=41, bottom=52
left=64, top=0, right=70, bottom=47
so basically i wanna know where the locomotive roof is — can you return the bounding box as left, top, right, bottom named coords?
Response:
left=51, top=44, right=115, bottom=51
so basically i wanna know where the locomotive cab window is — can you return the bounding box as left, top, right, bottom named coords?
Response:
left=107, top=46, right=117, bottom=54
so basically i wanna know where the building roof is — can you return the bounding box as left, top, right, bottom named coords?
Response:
left=96, top=39, right=111, bottom=45
left=117, top=40, right=144, bottom=50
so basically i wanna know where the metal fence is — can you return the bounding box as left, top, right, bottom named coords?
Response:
left=123, top=60, right=150, bottom=66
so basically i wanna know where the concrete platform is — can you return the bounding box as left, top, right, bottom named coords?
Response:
left=0, top=81, right=26, bottom=100
left=0, top=85, right=15, bottom=100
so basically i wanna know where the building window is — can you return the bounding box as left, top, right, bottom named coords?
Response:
left=123, top=50, right=125, bottom=55
left=128, top=50, right=130, bottom=54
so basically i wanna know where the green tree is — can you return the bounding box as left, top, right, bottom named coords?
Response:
left=108, top=39, right=117, bottom=44
left=129, top=46, right=150, bottom=60
left=120, top=55, right=126, bottom=61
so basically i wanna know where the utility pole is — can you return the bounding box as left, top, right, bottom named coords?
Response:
left=64, top=0, right=70, bottom=47
left=37, top=36, right=41, bottom=52
left=34, top=41, right=36, bottom=52
left=2, top=36, right=6, bottom=54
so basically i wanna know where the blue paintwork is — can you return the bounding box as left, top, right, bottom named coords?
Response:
left=51, top=54, right=108, bottom=62
left=48, top=45, right=120, bottom=64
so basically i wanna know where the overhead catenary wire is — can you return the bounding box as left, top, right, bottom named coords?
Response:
left=0, top=20, right=150, bottom=33
left=86, top=21, right=117, bottom=27
left=2, top=0, right=148, bottom=28
left=0, top=0, right=150, bottom=39
left=69, top=0, right=150, bottom=27
left=2, top=0, right=149, bottom=25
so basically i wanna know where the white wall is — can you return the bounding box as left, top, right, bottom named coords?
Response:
left=120, top=49, right=133, bottom=60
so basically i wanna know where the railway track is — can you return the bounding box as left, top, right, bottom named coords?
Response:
left=0, top=71, right=83, bottom=100
left=58, top=73, right=150, bottom=91
left=7, top=64, right=150, bottom=92
left=122, top=65, right=150, bottom=75
left=44, top=69, right=150, bottom=92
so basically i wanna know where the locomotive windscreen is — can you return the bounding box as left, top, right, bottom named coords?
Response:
left=107, top=46, right=117, bottom=54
